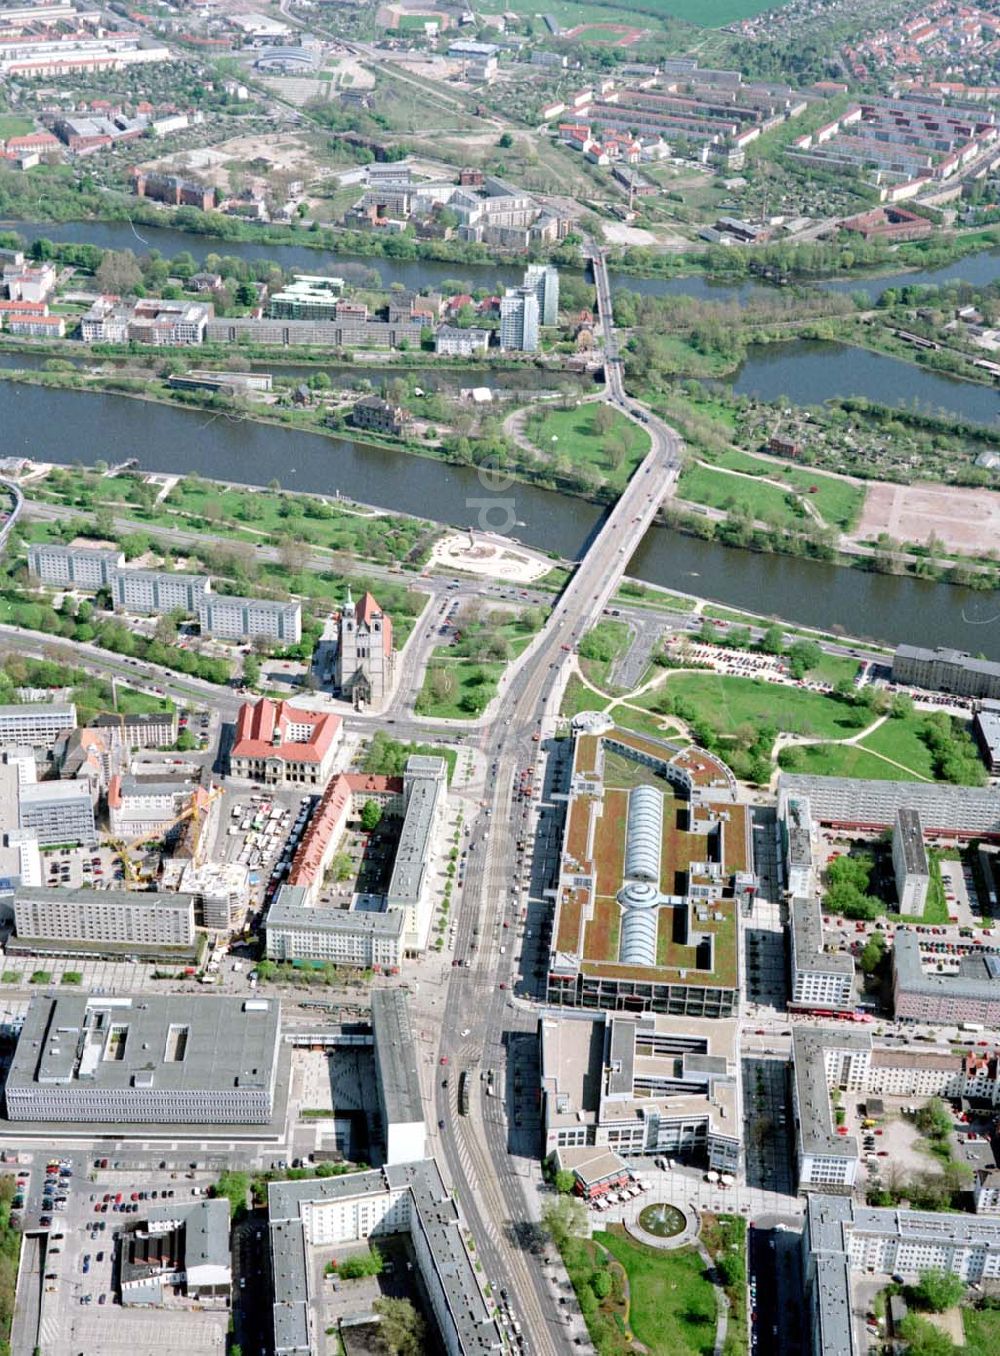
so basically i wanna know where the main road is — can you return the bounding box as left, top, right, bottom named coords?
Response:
left=430, top=249, right=688, bottom=1354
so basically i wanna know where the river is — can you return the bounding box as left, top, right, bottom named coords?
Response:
left=4, top=381, right=998, bottom=658
left=21, top=217, right=1000, bottom=304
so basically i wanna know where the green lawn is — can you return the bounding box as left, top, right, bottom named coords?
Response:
left=578, top=619, right=632, bottom=690
left=804, top=651, right=861, bottom=686
left=560, top=673, right=607, bottom=717
left=528, top=403, right=651, bottom=492
left=702, top=446, right=863, bottom=530
left=679, top=462, right=806, bottom=527
left=858, top=716, right=937, bottom=780
left=607, top=704, right=675, bottom=738
left=667, top=672, right=871, bottom=741
left=414, top=659, right=504, bottom=720
left=0, top=115, right=34, bottom=138
left=778, top=742, right=914, bottom=781
left=596, top=1229, right=717, bottom=1355
left=964, top=1303, right=1000, bottom=1356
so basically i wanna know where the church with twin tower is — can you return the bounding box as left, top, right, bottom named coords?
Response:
left=333, top=586, right=396, bottom=708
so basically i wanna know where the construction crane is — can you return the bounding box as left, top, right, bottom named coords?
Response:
left=110, top=785, right=223, bottom=884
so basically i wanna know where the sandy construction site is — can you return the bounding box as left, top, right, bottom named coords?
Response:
left=856, top=479, right=1000, bottom=555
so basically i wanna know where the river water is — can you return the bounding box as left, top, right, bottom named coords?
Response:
left=4, top=380, right=998, bottom=657
left=3, top=217, right=999, bottom=651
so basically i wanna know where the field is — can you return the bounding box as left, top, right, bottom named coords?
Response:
left=856, top=479, right=1000, bottom=554
left=680, top=453, right=862, bottom=532
left=666, top=673, right=871, bottom=741
left=0, top=115, right=34, bottom=138
left=564, top=22, right=648, bottom=44
left=701, top=446, right=863, bottom=530
left=528, top=404, right=651, bottom=493
left=596, top=1229, right=717, bottom=1355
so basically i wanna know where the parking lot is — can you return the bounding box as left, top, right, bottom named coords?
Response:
left=13, top=1150, right=230, bottom=1356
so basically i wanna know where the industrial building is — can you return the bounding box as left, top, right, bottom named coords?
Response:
left=5, top=993, right=281, bottom=1124
left=891, top=644, right=1000, bottom=701
left=546, top=720, right=748, bottom=1016
left=197, top=594, right=302, bottom=645
left=0, top=702, right=75, bottom=748
left=268, top=1161, right=502, bottom=1356
left=27, top=542, right=124, bottom=589
left=540, top=1010, right=742, bottom=1174
left=12, top=886, right=195, bottom=954
left=892, top=807, right=930, bottom=916
left=119, top=1199, right=231, bottom=1307
left=229, top=699, right=342, bottom=788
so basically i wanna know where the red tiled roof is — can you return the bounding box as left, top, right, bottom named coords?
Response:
left=288, top=771, right=401, bottom=889
left=231, top=698, right=342, bottom=764
left=355, top=591, right=393, bottom=655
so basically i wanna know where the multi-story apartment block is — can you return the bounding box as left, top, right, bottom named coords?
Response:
left=111, top=568, right=211, bottom=616
left=13, top=886, right=195, bottom=952
left=198, top=595, right=301, bottom=645
left=267, top=275, right=344, bottom=320
left=893, top=806, right=930, bottom=916
left=893, top=930, right=1000, bottom=1024
left=28, top=543, right=126, bottom=590
left=269, top=1162, right=503, bottom=1356
left=4, top=993, right=281, bottom=1124
left=0, top=702, right=76, bottom=748
left=524, top=263, right=560, bottom=326
left=349, top=395, right=407, bottom=437
left=265, top=885, right=405, bottom=970
left=434, top=325, right=491, bottom=356
left=107, top=774, right=192, bottom=839
left=92, top=709, right=178, bottom=750
left=790, top=896, right=855, bottom=1010
left=204, top=312, right=424, bottom=349
left=804, top=1191, right=1000, bottom=1356
left=778, top=773, right=1000, bottom=838
left=229, top=698, right=341, bottom=788
left=386, top=756, right=447, bottom=954
left=541, top=1010, right=742, bottom=1174
left=792, top=1027, right=867, bottom=1191
left=371, top=989, right=427, bottom=1166
left=499, top=286, right=539, bottom=352
left=18, top=778, right=95, bottom=846
left=892, top=644, right=1000, bottom=701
